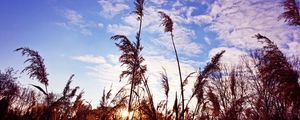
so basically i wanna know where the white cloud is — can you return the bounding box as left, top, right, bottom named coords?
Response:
left=193, top=15, right=213, bottom=24
left=65, top=9, right=83, bottom=25
left=204, top=36, right=211, bottom=45
left=98, top=23, right=104, bottom=28
left=58, top=9, right=93, bottom=36
left=107, top=54, right=119, bottom=64
left=201, top=0, right=300, bottom=56
left=149, top=0, right=165, bottom=5
left=72, top=55, right=106, bottom=64
left=98, top=0, right=130, bottom=18
left=159, top=5, right=213, bottom=25
left=172, top=1, right=183, bottom=8
left=106, top=6, right=202, bottom=56
left=107, top=24, right=135, bottom=36
left=286, top=42, right=300, bottom=57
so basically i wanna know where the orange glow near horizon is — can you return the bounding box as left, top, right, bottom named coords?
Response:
left=121, top=110, right=133, bottom=119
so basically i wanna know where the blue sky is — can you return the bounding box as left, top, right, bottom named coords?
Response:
left=1, top=0, right=300, bottom=107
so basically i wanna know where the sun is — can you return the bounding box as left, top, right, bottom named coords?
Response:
left=121, top=110, right=133, bottom=119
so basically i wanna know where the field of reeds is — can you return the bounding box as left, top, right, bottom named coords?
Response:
left=1, top=0, right=300, bottom=120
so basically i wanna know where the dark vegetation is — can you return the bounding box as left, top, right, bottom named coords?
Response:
left=1, top=0, right=300, bottom=119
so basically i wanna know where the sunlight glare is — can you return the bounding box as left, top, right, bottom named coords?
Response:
left=121, top=110, right=133, bottom=119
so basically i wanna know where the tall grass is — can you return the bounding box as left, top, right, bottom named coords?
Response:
left=158, top=11, right=186, bottom=120
left=160, top=68, right=169, bottom=120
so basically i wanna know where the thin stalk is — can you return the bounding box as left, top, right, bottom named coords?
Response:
left=192, top=103, right=200, bottom=120
left=184, top=95, right=194, bottom=113
left=136, top=16, right=143, bottom=48
left=175, top=92, right=179, bottom=120
left=127, top=71, right=135, bottom=113
left=44, top=85, right=49, bottom=106
left=165, top=97, right=168, bottom=120
left=170, top=32, right=184, bottom=120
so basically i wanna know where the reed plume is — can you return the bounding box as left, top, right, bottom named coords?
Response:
left=133, top=0, right=144, bottom=20
left=160, top=68, right=169, bottom=120
left=15, top=47, right=49, bottom=93
left=100, top=87, right=112, bottom=107
left=158, top=11, right=173, bottom=32
left=191, top=50, right=224, bottom=119
left=279, top=0, right=300, bottom=26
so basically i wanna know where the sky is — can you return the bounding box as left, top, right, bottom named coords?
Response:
left=1, top=0, right=300, bottom=108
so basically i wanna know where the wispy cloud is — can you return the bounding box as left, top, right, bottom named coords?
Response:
left=286, top=42, right=300, bottom=57
left=204, top=36, right=211, bottom=45
left=98, top=0, right=130, bottom=18
left=149, top=0, right=165, bottom=5
left=106, top=5, right=203, bottom=56
left=58, top=9, right=94, bottom=36
left=154, top=24, right=202, bottom=56
left=97, top=23, right=104, bottom=28
left=200, top=0, right=300, bottom=57
left=107, top=24, right=135, bottom=36
left=172, top=1, right=183, bottom=8
left=72, top=55, right=106, bottom=64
